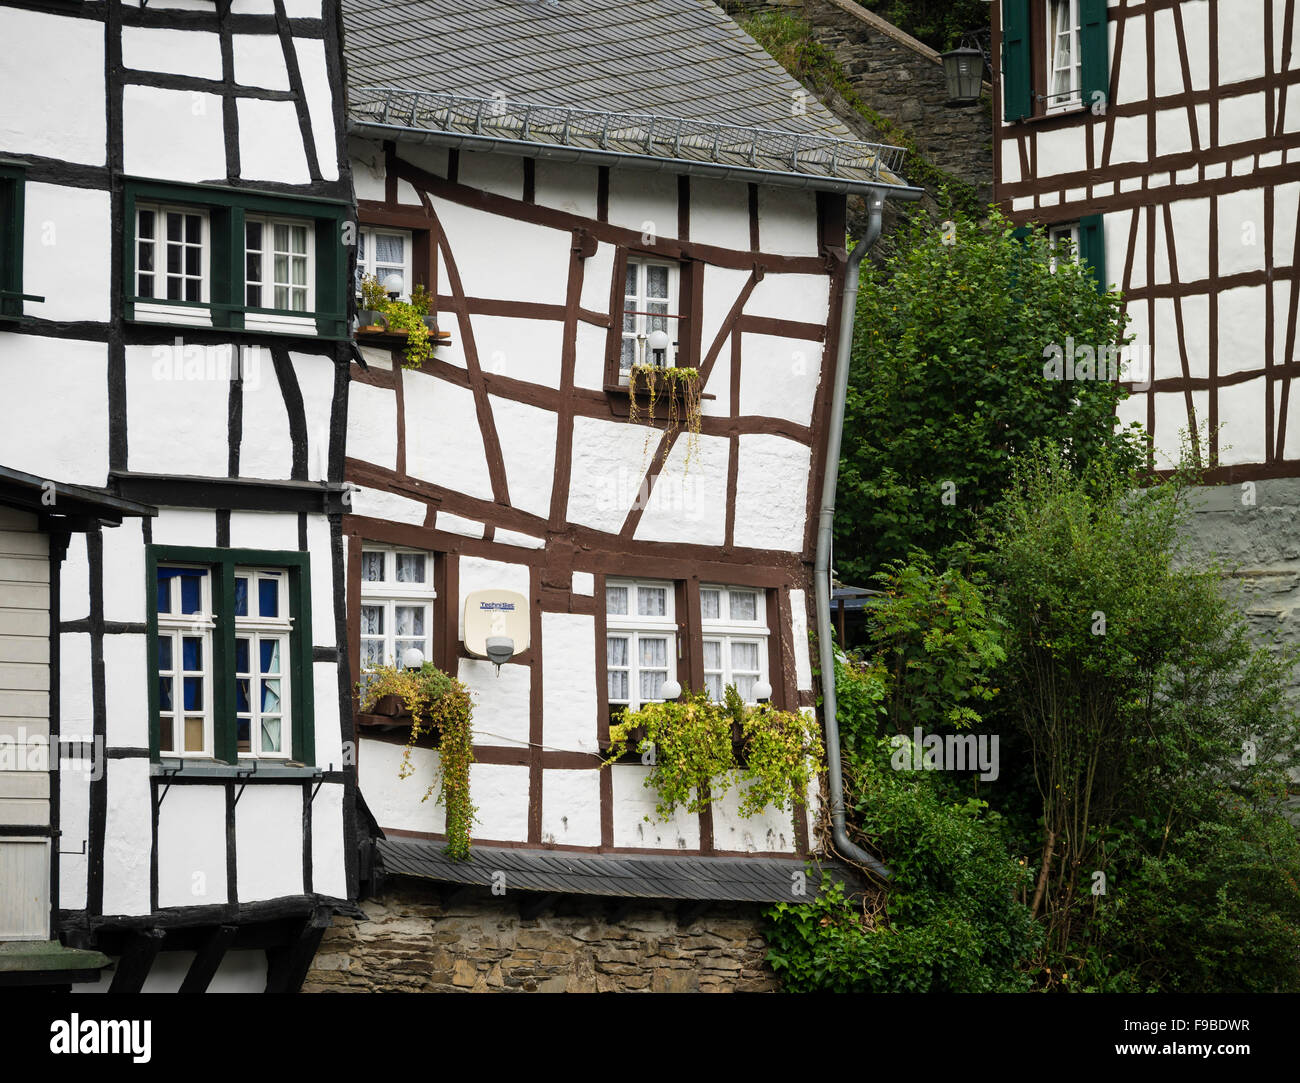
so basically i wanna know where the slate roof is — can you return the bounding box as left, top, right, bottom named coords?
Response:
left=342, top=0, right=914, bottom=191
left=377, top=837, right=864, bottom=903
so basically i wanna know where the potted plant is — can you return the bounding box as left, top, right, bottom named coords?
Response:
left=359, top=661, right=476, bottom=860
left=410, top=282, right=438, bottom=333
left=357, top=274, right=389, bottom=332
left=355, top=273, right=433, bottom=370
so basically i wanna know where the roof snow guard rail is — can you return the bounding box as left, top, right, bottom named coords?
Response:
left=348, top=87, right=911, bottom=189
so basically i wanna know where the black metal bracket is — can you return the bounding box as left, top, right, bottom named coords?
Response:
left=232, top=761, right=257, bottom=806
left=156, top=759, right=187, bottom=808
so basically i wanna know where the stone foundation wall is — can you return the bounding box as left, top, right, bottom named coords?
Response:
left=303, top=885, right=779, bottom=993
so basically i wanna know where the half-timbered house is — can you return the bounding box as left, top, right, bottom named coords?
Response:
left=306, top=0, right=922, bottom=991
left=0, top=0, right=358, bottom=990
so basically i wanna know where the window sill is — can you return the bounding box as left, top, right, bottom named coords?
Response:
left=1015, top=104, right=1089, bottom=126
left=125, top=315, right=352, bottom=342
left=151, top=760, right=323, bottom=780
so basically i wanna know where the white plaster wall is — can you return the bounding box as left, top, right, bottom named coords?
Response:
left=312, top=660, right=344, bottom=773
left=1218, top=0, right=1266, bottom=86
left=732, top=434, right=811, bottom=552
left=0, top=336, right=108, bottom=486
left=103, top=634, right=149, bottom=751
left=1032, top=126, right=1087, bottom=178
left=566, top=416, right=654, bottom=534
left=490, top=394, right=558, bottom=519
left=458, top=151, right=525, bottom=200
left=157, top=785, right=228, bottom=909
left=430, top=196, right=569, bottom=305
left=611, top=765, right=699, bottom=849
left=350, top=485, right=427, bottom=526
left=702, top=339, right=731, bottom=419
left=238, top=99, right=312, bottom=185
left=457, top=556, right=531, bottom=641
left=744, top=272, right=830, bottom=326
left=359, top=737, right=445, bottom=834
left=496, top=529, right=544, bottom=549
left=540, top=769, right=601, bottom=847
left=350, top=140, right=388, bottom=202
left=999, top=139, right=1021, bottom=186
left=290, top=353, right=336, bottom=484
left=100, top=519, right=146, bottom=625
left=236, top=786, right=305, bottom=901
left=572, top=322, right=609, bottom=391
left=437, top=512, right=484, bottom=539
left=1217, top=188, right=1267, bottom=276
left=1152, top=389, right=1207, bottom=470
left=59, top=633, right=92, bottom=740
left=701, top=265, right=753, bottom=353
left=738, top=332, right=821, bottom=425
left=458, top=658, right=530, bottom=748
left=101, top=758, right=152, bottom=915
left=578, top=243, right=615, bottom=315
left=347, top=381, right=398, bottom=470
left=470, top=762, right=530, bottom=842
left=1117, top=14, right=1150, bottom=103
left=633, top=432, right=729, bottom=546
left=22, top=184, right=111, bottom=324
left=58, top=758, right=89, bottom=910
left=228, top=510, right=299, bottom=550
left=123, top=86, right=226, bottom=183
left=1107, top=115, right=1148, bottom=166
left=149, top=508, right=216, bottom=548
left=1155, top=107, right=1192, bottom=157
left=535, top=160, right=600, bottom=220
left=711, top=779, right=796, bottom=853
left=232, top=33, right=290, bottom=90
left=311, top=781, right=348, bottom=899
left=606, top=170, right=677, bottom=239
left=0, top=9, right=105, bottom=165
left=473, top=314, right=564, bottom=388
left=689, top=178, right=750, bottom=252
left=1166, top=197, right=1210, bottom=282
left=125, top=343, right=230, bottom=477
left=1275, top=182, right=1300, bottom=267
left=239, top=357, right=294, bottom=480
left=1219, top=377, right=1269, bottom=467
left=306, top=513, right=337, bottom=649
left=295, top=37, right=340, bottom=182
left=404, top=374, right=494, bottom=500
left=1220, top=92, right=1268, bottom=147
left=59, top=541, right=88, bottom=623
left=123, top=26, right=222, bottom=80
left=540, top=612, right=598, bottom=754
left=756, top=187, right=819, bottom=257
left=1218, top=286, right=1266, bottom=378
left=790, top=587, right=812, bottom=692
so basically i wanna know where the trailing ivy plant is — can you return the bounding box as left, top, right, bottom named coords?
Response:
left=625, top=363, right=703, bottom=470
left=359, top=661, right=476, bottom=860
left=356, top=273, right=433, bottom=370
left=604, top=685, right=823, bottom=820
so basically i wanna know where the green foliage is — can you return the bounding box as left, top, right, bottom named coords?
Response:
left=360, top=661, right=476, bottom=861
left=357, top=273, right=433, bottom=370
left=764, top=656, right=1039, bottom=992
left=605, top=686, right=824, bottom=821
left=835, top=210, right=1145, bottom=580
left=990, top=444, right=1300, bottom=987
left=738, top=9, right=983, bottom=218
left=860, top=0, right=990, bottom=53
left=626, top=364, right=703, bottom=469
left=862, top=554, right=1005, bottom=735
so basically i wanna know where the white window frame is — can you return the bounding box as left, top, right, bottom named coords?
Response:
left=605, top=578, right=677, bottom=711
left=700, top=585, right=770, bottom=705
left=620, top=256, right=681, bottom=377
left=233, top=567, right=294, bottom=761
left=356, top=227, right=414, bottom=302
left=359, top=547, right=436, bottom=689
left=156, top=565, right=216, bottom=759
left=1045, top=0, right=1082, bottom=114
left=1047, top=221, right=1080, bottom=272
left=134, top=203, right=212, bottom=327
left=244, top=214, right=316, bottom=334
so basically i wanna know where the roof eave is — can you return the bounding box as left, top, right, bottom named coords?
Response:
left=348, top=119, right=925, bottom=201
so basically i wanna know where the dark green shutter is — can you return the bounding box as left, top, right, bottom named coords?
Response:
left=1080, top=0, right=1110, bottom=112
left=1002, top=0, right=1032, bottom=121
left=1079, top=214, right=1106, bottom=291
left=0, top=169, right=22, bottom=318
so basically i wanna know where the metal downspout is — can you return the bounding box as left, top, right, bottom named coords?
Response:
left=815, top=196, right=892, bottom=880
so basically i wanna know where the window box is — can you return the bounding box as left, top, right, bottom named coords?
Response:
left=146, top=546, right=315, bottom=765
left=124, top=179, right=351, bottom=339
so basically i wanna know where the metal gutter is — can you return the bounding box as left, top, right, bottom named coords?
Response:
left=348, top=119, right=927, bottom=201
left=815, top=195, right=893, bottom=881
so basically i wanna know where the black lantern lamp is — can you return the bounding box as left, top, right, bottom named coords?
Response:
left=941, top=44, right=986, bottom=106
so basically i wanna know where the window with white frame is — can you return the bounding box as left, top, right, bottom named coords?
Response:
left=356, top=227, right=413, bottom=301
left=359, top=547, right=435, bottom=696
left=620, top=257, right=680, bottom=374
left=1047, top=221, right=1080, bottom=272
left=136, top=204, right=208, bottom=305
left=233, top=568, right=292, bottom=758
left=1046, top=0, right=1082, bottom=112
left=245, top=217, right=313, bottom=312
left=606, top=578, right=677, bottom=711
left=700, top=585, right=769, bottom=704
left=156, top=566, right=215, bottom=757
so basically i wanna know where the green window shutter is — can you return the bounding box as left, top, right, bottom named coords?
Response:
left=0, top=168, right=23, bottom=318
left=1002, top=0, right=1032, bottom=121
left=1079, top=214, right=1106, bottom=291
left=1080, top=0, right=1110, bottom=112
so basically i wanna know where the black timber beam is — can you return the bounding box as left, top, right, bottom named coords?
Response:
left=107, top=929, right=166, bottom=994
left=178, top=925, right=237, bottom=994
left=264, top=909, right=331, bottom=993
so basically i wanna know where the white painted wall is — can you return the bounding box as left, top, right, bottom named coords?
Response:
left=157, top=785, right=228, bottom=909
left=236, top=786, right=305, bottom=901
left=540, top=612, right=598, bottom=754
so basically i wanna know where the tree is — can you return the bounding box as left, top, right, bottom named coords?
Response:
left=835, top=210, right=1145, bottom=585
left=861, top=0, right=990, bottom=53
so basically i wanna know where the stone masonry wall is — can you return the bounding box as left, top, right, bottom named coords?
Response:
left=304, top=885, right=779, bottom=993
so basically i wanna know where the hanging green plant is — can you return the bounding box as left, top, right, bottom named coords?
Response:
left=624, top=363, right=703, bottom=470
left=359, top=661, right=476, bottom=860
left=604, top=684, right=822, bottom=821
left=356, top=273, right=434, bottom=370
